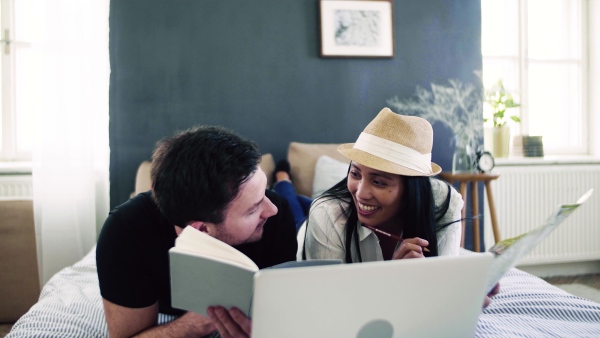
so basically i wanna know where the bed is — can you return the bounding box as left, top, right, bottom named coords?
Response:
left=7, top=142, right=600, bottom=337
left=8, top=245, right=600, bottom=337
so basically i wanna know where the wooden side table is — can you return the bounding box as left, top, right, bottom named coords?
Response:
left=438, top=172, right=501, bottom=252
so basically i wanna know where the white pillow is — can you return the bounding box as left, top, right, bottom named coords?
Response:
left=311, top=155, right=349, bottom=199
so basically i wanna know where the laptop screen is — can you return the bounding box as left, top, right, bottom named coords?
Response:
left=251, top=253, right=492, bottom=338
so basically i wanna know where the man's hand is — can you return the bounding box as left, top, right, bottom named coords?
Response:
left=483, top=283, right=501, bottom=308
left=207, top=306, right=252, bottom=338
left=392, top=237, right=429, bottom=260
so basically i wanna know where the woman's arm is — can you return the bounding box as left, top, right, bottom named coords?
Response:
left=303, top=201, right=346, bottom=261
left=433, top=180, right=463, bottom=256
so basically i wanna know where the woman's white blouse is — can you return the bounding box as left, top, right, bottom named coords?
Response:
left=304, top=178, right=463, bottom=262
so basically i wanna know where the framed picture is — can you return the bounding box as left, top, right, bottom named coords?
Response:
left=319, top=0, right=394, bottom=58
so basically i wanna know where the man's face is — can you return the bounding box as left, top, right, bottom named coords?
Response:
left=206, top=167, right=278, bottom=246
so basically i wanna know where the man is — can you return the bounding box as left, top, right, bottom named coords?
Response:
left=96, top=126, right=298, bottom=337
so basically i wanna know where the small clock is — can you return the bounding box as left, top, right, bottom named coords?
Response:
left=476, top=151, right=495, bottom=173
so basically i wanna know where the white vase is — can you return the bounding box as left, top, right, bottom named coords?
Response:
left=484, top=126, right=510, bottom=158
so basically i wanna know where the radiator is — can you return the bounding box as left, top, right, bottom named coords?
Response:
left=484, top=164, right=600, bottom=265
left=0, top=175, right=33, bottom=199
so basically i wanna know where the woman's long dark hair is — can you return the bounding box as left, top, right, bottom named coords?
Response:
left=303, top=167, right=452, bottom=263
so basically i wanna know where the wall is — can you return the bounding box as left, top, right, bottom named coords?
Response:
left=109, top=0, right=483, bottom=247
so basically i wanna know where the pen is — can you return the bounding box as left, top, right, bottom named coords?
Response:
left=361, top=223, right=431, bottom=253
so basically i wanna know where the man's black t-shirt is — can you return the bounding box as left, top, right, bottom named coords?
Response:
left=96, top=190, right=297, bottom=315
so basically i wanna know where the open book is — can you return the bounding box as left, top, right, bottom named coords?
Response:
left=484, top=189, right=594, bottom=292
left=169, top=227, right=341, bottom=316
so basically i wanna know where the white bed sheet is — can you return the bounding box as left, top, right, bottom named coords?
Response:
left=7, top=246, right=177, bottom=338
left=7, top=246, right=600, bottom=337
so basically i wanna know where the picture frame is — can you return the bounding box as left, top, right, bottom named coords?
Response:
left=319, top=0, right=394, bottom=58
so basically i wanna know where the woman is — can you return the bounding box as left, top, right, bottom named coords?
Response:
left=303, top=107, right=499, bottom=306
left=303, top=107, right=462, bottom=261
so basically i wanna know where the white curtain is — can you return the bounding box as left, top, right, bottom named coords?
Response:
left=30, top=0, right=110, bottom=285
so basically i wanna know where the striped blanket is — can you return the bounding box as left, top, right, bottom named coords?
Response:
left=7, top=247, right=600, bottom=337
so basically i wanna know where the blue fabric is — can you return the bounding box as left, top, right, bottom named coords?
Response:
left=273, top=180, right=312, bottom=232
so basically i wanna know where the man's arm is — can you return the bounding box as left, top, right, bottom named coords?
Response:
left=102, top=298, right=216, bottom=338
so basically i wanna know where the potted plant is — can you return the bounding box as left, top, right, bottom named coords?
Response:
left=484, top=79, right=520, bottom=158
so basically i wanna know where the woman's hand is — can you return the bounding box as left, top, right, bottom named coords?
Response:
left=207, top=306, right=252, bottom=338
left=392, top=237, right=429, bottom=260
left=483, top=283, right=501, bottom=308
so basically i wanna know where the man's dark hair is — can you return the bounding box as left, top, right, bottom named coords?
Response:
left=150, top=125, right=261, bottom=226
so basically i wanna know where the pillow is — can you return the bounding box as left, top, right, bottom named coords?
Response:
left=287, top=142, right=349, bottom=197
left=134, top=161, right=152, bottom=196
left=311, top=155, right=349, bottom=199
left=259, top=153, right=275, bottom=188
left=0, top=200, right=40, bottom=323
left=132, top=153, right=275, bottom=197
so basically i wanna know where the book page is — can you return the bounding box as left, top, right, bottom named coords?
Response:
left=485, top=189, right=593, bottom=292
left=175, top=226, right=259, bottom=271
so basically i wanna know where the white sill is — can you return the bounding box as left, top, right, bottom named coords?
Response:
left=0, top=161, right=32, bottom=174
left=495, top=155, right=600, bottom=166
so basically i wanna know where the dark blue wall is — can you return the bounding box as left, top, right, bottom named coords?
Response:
left=109, top=0, right=483, bottom=248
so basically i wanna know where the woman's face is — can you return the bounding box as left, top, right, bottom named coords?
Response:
left=347, top=162, right=405, bottom=228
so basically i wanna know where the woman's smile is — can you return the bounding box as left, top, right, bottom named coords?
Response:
left=357, top=202, right=380, bottom=214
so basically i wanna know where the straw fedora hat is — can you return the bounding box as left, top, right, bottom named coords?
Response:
left=338, top=107, right=441, bottom=177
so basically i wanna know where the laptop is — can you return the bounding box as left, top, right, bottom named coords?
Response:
left=251, top=253, right=493, bottom=338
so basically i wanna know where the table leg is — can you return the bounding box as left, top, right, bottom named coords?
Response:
left=459, top=182, right=467, bottom=248
left=471, top=181, right=480, bottom=252
left=484, top=181, right=501, bottom=243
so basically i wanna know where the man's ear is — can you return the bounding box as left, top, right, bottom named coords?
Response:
left=188, top=221, right=211, bottom=234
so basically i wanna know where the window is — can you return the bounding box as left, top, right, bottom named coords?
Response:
left=481, top=0, right=588, bottom=155
left=1, top=0, right=38, bottom=161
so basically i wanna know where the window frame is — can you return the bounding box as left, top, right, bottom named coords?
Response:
left=481, top=0, right=589, bottom=156
left=1, top=0, right=32, bottom=162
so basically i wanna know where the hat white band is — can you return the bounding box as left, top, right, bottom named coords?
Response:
left=353, top=132, right=433, bottom=174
